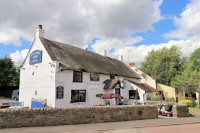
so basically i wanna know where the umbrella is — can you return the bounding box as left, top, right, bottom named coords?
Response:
left=101, top=93, right=123, bottom=99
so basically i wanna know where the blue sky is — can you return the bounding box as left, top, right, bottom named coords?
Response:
left=1, top=0, right=200, bottom=65
left=133, top=0, right=191, bottom=46
left=0, top=38, right=31, bottom=58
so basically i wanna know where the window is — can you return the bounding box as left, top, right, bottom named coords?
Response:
left=56, top=86, right=64, bottom=99
left=115, top=88, right=120, bottom=95
left=110, top=74, right=115, bottom=79
left=129, top=90, right=140, bottom=99
left=71, top=90, right=86, bottom=103
left=73, top=71, right=82, bottom=82
left=90, top=74, right=99, bottom=81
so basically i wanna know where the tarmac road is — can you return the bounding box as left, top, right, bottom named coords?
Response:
left=141, top=123, right=200, bottom=133
left=0, top=117, right=200, bottom=133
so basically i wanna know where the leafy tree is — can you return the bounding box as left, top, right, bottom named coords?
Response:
left=190, top=48, right=200, bottom=71
left=172, top=48, right=200, bottom=95
left=0, top=57, right=19, bottom=88
left=141, top=46, right=184, bottom=86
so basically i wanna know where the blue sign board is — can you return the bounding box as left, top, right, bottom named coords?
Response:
left=29, top=50, right=43, bottom=65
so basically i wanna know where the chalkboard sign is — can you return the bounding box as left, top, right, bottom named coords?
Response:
left=90, top=74, right=99, bottom=81
left=29, top=50, right=43, bottom=65
left=56, top=86, right=64, bottom=99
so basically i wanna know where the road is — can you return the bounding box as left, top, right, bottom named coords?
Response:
left=141, top=123, right=200, bottom=133
left=0, top=117, right=200, bottom=133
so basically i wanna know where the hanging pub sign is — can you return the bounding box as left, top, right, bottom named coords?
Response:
left=56, top=86, right=64, bottom=99
left=29, top=50, right=43, bottom=65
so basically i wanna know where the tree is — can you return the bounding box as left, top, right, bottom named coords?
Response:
left=0, top=57, right=19, bottom=89
left=172, top=48, right=200, bottom=95
left=140, top=46, right=184, bottom=86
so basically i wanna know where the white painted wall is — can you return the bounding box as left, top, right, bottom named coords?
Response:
left=19, top=37, right=56, bottom=107
left=55, top=70, right=113, bottom=107
left=122, top=80, right=146, bottom=105
left=130, top=67, right=156, bottom=90
left=54, top=71, right=147, bottom=107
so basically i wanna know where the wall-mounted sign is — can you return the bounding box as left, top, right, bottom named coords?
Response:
left=56, top=86, right=64, bottom=99
left=29, top=50, right=43, bottom=65
left=90, top=74, right=100, bottom=81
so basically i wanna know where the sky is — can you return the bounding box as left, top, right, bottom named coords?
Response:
left=1, top=0, right=200, bottom=66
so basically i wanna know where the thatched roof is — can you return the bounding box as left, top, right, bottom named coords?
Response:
left=126, top=79, right=157, bottom=92
left=103, top=79, right=121, bottom=90
left=40, top=37, right=140, bottom=79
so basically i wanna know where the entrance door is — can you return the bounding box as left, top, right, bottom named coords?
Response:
left=115, top=88, right=121, bottom=105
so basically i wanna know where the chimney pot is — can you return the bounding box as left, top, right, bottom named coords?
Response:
left=118, top=55, right=123, bottom=62
left=38, top=25, right=42, bottom=29
left=103, top=49, right=107, bottom=56
left=36, top=24, right=44, bottom=38
left=130, top=62, right=136, bottom=68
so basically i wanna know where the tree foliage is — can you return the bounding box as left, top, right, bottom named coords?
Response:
left=140, top=46, right=184, bottom=86
left=0, top=57, right=19, bottom=88
left=172, top=48, right=200, bottom=94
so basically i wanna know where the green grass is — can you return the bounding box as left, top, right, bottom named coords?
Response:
left=189, top=107, right=200, bottom=114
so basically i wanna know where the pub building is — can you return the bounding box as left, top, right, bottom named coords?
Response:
left=19, top=25, right=156, bottom=108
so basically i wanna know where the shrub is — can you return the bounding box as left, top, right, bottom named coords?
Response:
left=166, top=98, right=175, bottom=102
left=151, top=95, right=160, bottom=101
left=147, top=96, right=151, bottom=100
left=179, top=99, right=196, bottom=107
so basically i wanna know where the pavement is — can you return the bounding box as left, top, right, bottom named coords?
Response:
left=0, top=117, right=200, bottom=133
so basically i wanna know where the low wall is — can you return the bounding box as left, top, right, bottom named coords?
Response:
left=0, top=105, right=157, bottom=128
left=173, top=105, right=190, bottom=117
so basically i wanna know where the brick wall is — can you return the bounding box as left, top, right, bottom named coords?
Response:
left=173, top=105, right=190, bottom=117
left=0, top=105, right=157, bottom=128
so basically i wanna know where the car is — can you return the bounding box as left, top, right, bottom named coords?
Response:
left=157, top=104, right=173, bottom=117
left=12, top=90, right=19, bottom=101
left=156, top=104, right=162, bottom=115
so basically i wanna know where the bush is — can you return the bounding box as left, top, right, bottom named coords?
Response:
left=166, top=98, right=175, bottom=102
left=151, top=95, right=160, bottom=101
left=179, top=99, right=196, bottom=107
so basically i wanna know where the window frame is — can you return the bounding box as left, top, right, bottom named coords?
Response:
left=90, top=74, right=100, bottom=81
left=73, top=71, right=83, bottom=82
left=71, top=90, right=86, bottom=103
left=129, top=90, right=140, bottom=100
left=56, top=86, right=64, bottom=99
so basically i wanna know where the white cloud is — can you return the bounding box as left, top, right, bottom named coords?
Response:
left=10, top=49, right=29, bottom=66
left=165, top=0, right=200, bottom=39
left=93, top=38, right=200, bottom=66
left=5, top=0, right=200, bottom=68
left=92, top=36, right=143, bottom=55
left=0, top=28, right=22, bottom=46
left=0, top=0, right=162, bottom=47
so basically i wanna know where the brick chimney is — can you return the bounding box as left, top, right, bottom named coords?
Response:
left=129, top=62, right=136, bottom=69
left=36, top=25, right=44, bottom=38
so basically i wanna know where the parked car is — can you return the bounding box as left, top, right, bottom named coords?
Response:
left=156, top=104, right=162, bottom=115
left=157, top=104, right=173, bottom=117
left=12, top=90, right=19, bottom=101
